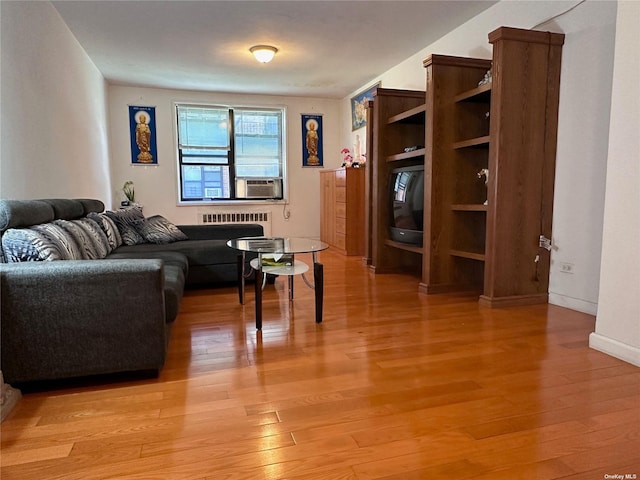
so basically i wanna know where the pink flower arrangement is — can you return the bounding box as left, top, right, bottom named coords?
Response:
left=341, top=148, right=354, bottom=167
left=341, top=148, right=366, bottom=168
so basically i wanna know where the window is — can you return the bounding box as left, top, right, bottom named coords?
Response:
left=176, top=104, right=285, bottom=202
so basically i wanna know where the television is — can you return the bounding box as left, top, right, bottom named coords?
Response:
left=389, top=165, right=424, bottom=246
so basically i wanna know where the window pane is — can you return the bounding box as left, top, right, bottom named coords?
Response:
left=235, top=158, right=281, bottom=177
left=181, top=165, right=230, bottom=199
left=235, top=109, right=281, bottom=178
left=178, top=106, right=229, bottom=148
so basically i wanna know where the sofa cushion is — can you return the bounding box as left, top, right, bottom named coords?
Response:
left=114, top=238, right=238, bottom=266
left=88, top=212, right=123, bottom=251
left=0, top=199, right=55, bottom=234
left=104, top=206, right=146, bottom=246
left=106, top=250, right=189, bottom=277
left=74, top=198, right=105, bottom=216
left=2, top=222, right=83, bottom=262
left=41, top=199, right=85, bottom=220
left=137, top=215, right=188, bottom=244
left=54, top=219, right=110, bottom=260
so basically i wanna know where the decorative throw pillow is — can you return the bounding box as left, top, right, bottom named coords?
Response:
left=54, top=219, right=110, bottom=259
left=76, top=218, right=110, bottom=258
left=1, top=223, right=82, bottom=262
left=101, top=214, right=122, bottom=248
left=104, top=206, right=146, bottom=246
left=87, top=212, right=122, bottom=250
left=136, top=215, right=188, bottom=244
left=1, top=228, right=48, bottom=261
left=31, top=222, right=84, bottom=260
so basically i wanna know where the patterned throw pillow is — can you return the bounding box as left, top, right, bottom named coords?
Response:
left=54, top=219, right=110, bottom=259
left=2, top=228, right=48, bottom=261
left=101, top=214, right=122, bottom=248
left=104, top=206, right=146, bottom=246
left=136, top=215, right=188, bottom=244
left=31, top=222, right=84, bottom=260
left=1, top=222, right=83, bottom=262
left=87, top=212, right=123, bottom=250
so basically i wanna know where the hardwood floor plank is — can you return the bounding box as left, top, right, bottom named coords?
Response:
left=464, top=421, right=640, bottom=474
left=1, top=251, right=638, bottom=479
left=141, top=430, right=297, bottom=459
left=0, top=444, right=74, bottom=467
left=279, top=466, right=360, bottom=480
left=561, top=459, right=640, bottom=480
left=454, top=458, right=576, bottom=480
left=463, top=395, right=640, bottom=441
left=355, top=459, right=487, bottom=480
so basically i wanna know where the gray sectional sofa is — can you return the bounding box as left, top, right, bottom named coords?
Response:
left=0, top=198, right=262, bottom=385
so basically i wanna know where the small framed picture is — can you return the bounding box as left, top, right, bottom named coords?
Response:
left=301, top=113, right=323, bottom=167
left=351, top=82, right=380, bottom=130
left=129, top=105, right=158, bottom=165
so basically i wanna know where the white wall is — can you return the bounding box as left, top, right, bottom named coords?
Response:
left=108, top=85, right=341, bottom=238
left=341, top=0, right=617, bottom=316
left=590, top=0, right=640, bottom=367
left=547, top=1, right=616, bottom=314
left=0, top=1, right=110, bottom=201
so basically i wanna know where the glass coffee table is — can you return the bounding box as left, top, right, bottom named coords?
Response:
left=227, top=237, right=329, bottom=330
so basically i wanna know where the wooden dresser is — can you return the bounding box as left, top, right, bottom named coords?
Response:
left=320, top=168, right=365, bottom=255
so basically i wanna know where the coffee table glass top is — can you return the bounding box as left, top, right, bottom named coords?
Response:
left=227, top=237, right=329, bottom=254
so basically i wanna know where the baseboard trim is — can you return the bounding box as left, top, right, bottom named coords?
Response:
left=418, top=282, right=481, bottom=295
left=549, top=293, right=598, bottom=315
left=478, top=293, right=548, bottom=308
left=589, top=333, right=640, bottom=367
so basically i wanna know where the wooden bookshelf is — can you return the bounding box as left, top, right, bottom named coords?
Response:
left=367, top=27, right=565, bottom=307
left=369, top=88, right=426, bottom=275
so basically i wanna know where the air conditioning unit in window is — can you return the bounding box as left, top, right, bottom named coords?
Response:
left=237, top=178, right=283, bottom=199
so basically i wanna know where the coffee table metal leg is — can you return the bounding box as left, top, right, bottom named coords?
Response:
left=288, top=275, right=294, bottom=301
left=314, top=261, right=323, bottom=324
left=255, top=265, right=263, bottom=330
left=237, top=253, right=245, bottom=304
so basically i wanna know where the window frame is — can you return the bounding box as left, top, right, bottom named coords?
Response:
left=174, top=102, right=287, bottom=205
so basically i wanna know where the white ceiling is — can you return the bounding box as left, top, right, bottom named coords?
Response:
left=52, top=0, right=497, bottom=99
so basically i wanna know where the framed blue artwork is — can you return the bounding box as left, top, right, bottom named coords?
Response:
left=302, top=113, right=323, bottom=167
left=129, top=105, right=158, bottom=165
left=351, top=82, right=380, bottom=130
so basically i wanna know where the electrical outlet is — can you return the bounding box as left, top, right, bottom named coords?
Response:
left=559, top=262, right=574, bottom=274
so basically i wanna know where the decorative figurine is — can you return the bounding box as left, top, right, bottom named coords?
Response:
left=478, top=68, right=493, bottom=87
left=477, top=168, right=489, bottom=205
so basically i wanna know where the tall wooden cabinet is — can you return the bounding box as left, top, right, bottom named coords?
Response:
left=320, top=168, right=365, bottom=256
left=481, top=27, right=564, bottom=306
left=421, top=54, right=492, bottom=294
left=368, top=26, right=565, bottom=307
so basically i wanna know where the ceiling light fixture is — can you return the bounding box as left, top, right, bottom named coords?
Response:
left=250, top=45, right=278, bottom=63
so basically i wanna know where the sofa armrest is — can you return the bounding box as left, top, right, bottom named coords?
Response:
left=0, top=259, right=168, bottom=383
left=177, top=223, right=264, bottom=241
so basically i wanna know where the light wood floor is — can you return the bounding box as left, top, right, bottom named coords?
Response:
left=2, top=249, right=639, bottom=479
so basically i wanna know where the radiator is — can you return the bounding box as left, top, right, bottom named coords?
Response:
left=198, top=211, right=272, bottom=236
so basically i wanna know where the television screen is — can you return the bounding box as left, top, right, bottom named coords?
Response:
left=389, top=165, right=424, bottom=245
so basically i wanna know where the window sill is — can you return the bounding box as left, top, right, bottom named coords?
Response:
left=177, top=198, right=287, bottom=207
